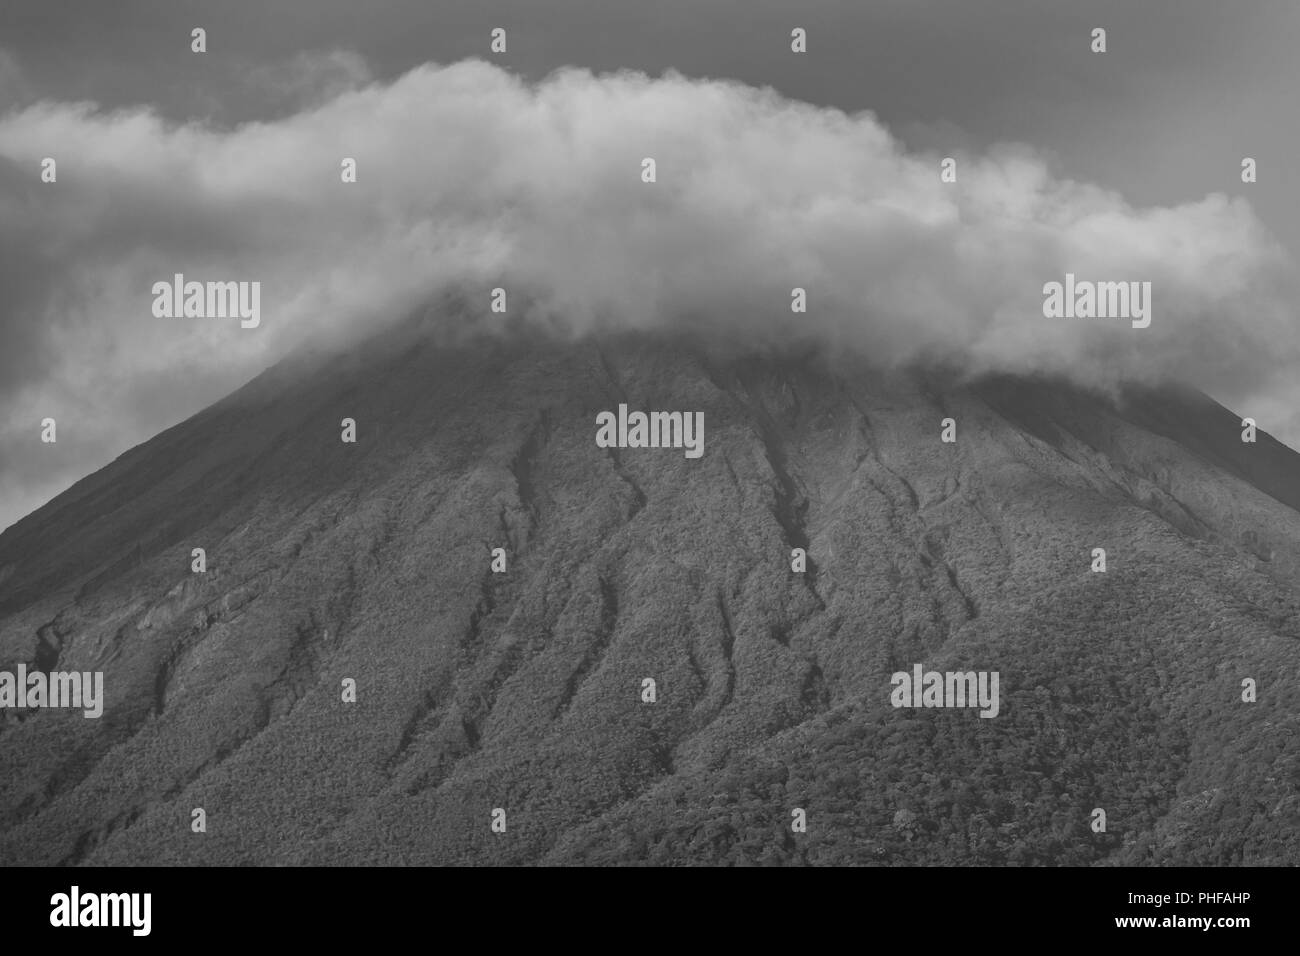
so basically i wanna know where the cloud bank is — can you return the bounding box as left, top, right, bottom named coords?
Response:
left=1, top=57, right=1297, bottom=527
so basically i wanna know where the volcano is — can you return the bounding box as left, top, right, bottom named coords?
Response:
left=2, top=312, right=1299, bottom=866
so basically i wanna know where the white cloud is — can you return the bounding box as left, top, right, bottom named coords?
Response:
left=0, top=58, right=1297, bottom=528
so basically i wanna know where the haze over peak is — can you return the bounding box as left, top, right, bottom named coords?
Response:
left=2, top=56, right=1298, bottom=532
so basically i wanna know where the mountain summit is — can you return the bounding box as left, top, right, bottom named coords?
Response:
left=2, top=317, right=1298, bottom=866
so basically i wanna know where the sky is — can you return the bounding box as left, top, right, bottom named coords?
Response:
left=1, top=0, right=1298, bottom=532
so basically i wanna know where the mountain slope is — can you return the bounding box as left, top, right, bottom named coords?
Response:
left=2, top=317, right=1299, bottom=866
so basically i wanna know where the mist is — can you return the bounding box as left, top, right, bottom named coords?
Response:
left=1, top=57, right=1296, bottom=529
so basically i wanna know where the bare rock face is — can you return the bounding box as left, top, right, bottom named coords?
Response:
left=2, top=319, right=1298, bottom=866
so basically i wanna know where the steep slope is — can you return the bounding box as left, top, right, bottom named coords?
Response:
left=1, top=316, right=1298, bottom=866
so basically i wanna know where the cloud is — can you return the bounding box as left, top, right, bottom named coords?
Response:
left=0, top=58, right=1297, bottom=528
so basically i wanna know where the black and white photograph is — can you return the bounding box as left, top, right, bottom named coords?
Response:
left=0, top=0, right=1292, bottom=936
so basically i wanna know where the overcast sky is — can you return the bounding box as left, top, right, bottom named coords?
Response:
left=2, top=0, right=1298, bottom=532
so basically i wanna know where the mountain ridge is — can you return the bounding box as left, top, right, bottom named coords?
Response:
left=1, top=322, right=1298, bottom=865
